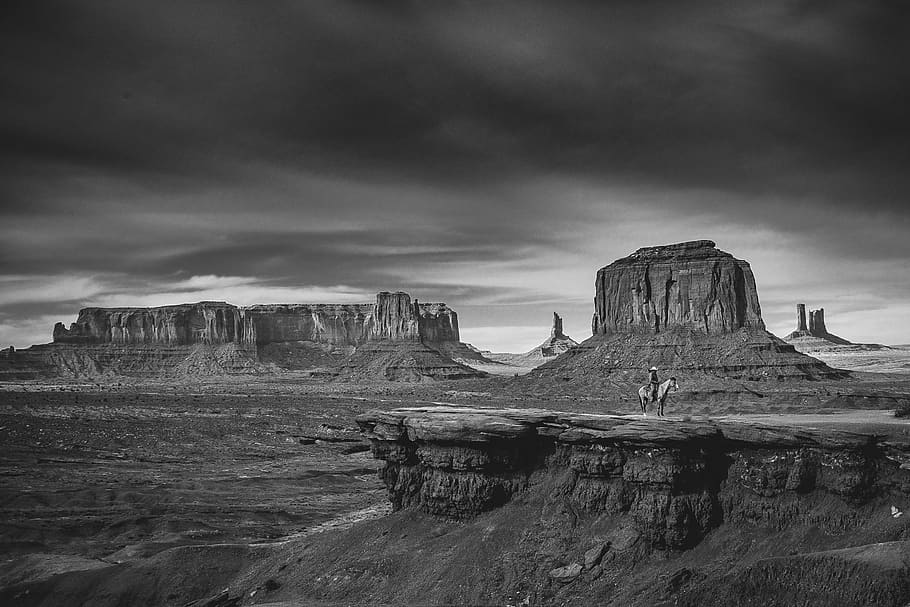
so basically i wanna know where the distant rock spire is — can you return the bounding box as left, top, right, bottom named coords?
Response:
left=808, top=308, right=827, bottom=335
left=796, top=303, right=808, bottom=333
left=787, top=303, right=851, bottom=345
left=551, top=312, right=566, bottom=339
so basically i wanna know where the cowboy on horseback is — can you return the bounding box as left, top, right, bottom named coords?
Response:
left=637, top=373, right=678, bottom=417
left=648, top=366, right=659, bottom=403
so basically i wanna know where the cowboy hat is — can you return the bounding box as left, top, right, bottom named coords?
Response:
left=649, top=366, right=658, bottom=371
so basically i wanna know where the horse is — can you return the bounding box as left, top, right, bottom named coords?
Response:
left=637, top=377, right=678, bottom=417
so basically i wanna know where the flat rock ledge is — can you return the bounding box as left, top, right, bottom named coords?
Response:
left=357, top=406, right=909, bottom=451
left=357, top=406, right=910, bottom=549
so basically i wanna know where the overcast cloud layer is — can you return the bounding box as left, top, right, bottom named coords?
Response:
left=2, top=1, right=909, bottom=351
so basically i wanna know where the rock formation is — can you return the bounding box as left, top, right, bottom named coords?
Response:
left=539, top=313, right=578, bottom=358
left=2, top=292, right=482, bottom=380
left=359, top=405, right=909, bottom=535
left=809, top=308, right=827, bottom=335
left=795, top=303, right=809, bottom=334
left=467, top=313, right=581, bottom=375
left=529, top=240, right=843, bottom=386
left=783, top=305, right=892, bottom=369
left=592, top=240, right=764, bottom=335
left=52, top=302, right=246, bottom=345
left=50, top=292, right=459, bottom=349
left=786, top=304, right=852, bottom=345
left=352, top=405, right=910, bottom=605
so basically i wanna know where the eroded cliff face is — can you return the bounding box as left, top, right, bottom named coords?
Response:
left=593, top=240, right=764, bottom=336
left=243, top=304, right=374, bottom=346
left=359, top=406, right=910, bottom=549
left=416, top=302, right=459, bottom=343
left=52, top=292, right=459, bottom=349
left=531, top=240, right=842, bottom=383
left=7, top=291, right=476, bottom=380
left=52, top=302, right=245, bottom=346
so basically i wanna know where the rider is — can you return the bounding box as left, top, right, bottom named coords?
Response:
left=648, top=366, right=659, bottom=403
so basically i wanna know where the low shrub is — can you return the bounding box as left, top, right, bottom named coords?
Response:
left=896, top=401, right=910, bottom=418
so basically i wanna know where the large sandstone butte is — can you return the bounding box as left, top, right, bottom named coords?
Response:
left=2, top=292, right=482, bottom=380
left=531, top=240, right=843, bottom=386
left=592, top=240, right=763, bottom=335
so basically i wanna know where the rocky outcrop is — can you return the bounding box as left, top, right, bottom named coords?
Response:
left=359, top=406, right=910, bottom=550
left=478, top=313, right=580, bottom=373
left=529, top=241, right=843, bottom=384
left=593, top=240, right=764, bottom=336
left=809, top=308, right=827, bottom=336
left=52, top=302, right=246, bottom=346
left=243, top=303, right=374, bottom=346
left=786, top=304, right=853, bottom=345
left=538, top=313, right=578, bottom=358
left=416, top=302, right=460, bottom=343
left=6, top=292, right=481, bottom=380
left=53, top=292, right=460, bottom=349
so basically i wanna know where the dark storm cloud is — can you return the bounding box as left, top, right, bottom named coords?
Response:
left=4, top=0, right=908, bottom=204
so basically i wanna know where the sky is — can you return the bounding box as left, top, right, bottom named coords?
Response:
left=2, top=1, right=909, bottom=352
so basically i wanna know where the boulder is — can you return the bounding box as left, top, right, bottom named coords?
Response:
left=584, top=542, right=610, bottom=569
left=549, top=563, right=583, bottom=582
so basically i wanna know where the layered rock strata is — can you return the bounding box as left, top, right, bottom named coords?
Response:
left=51, top=292, right=459, bottom=348
left=532, top=241, right=843, bottom=383
left=52, top=302, right=246, bottom=346
left=786, top=303, right=853, bottom=345
left=592, top=240, right=763, bottom=336
left=358, top=406, right=910, bottom=550
left=4, top=292, right=480, bottom=379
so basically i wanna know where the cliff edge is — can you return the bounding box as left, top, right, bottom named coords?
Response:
left=342, top=405, right=910, bottom=606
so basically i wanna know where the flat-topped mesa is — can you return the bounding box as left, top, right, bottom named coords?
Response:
left=52, top=302, right=245, bottom=346
left=593, top=240, right=764, bottom=336
left=52, top=291, right=461, bottom=348
left=16, top=291, right=478, bottom=380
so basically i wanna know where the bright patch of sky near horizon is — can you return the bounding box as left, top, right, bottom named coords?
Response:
left=1, top=1, right=908, bottom=352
